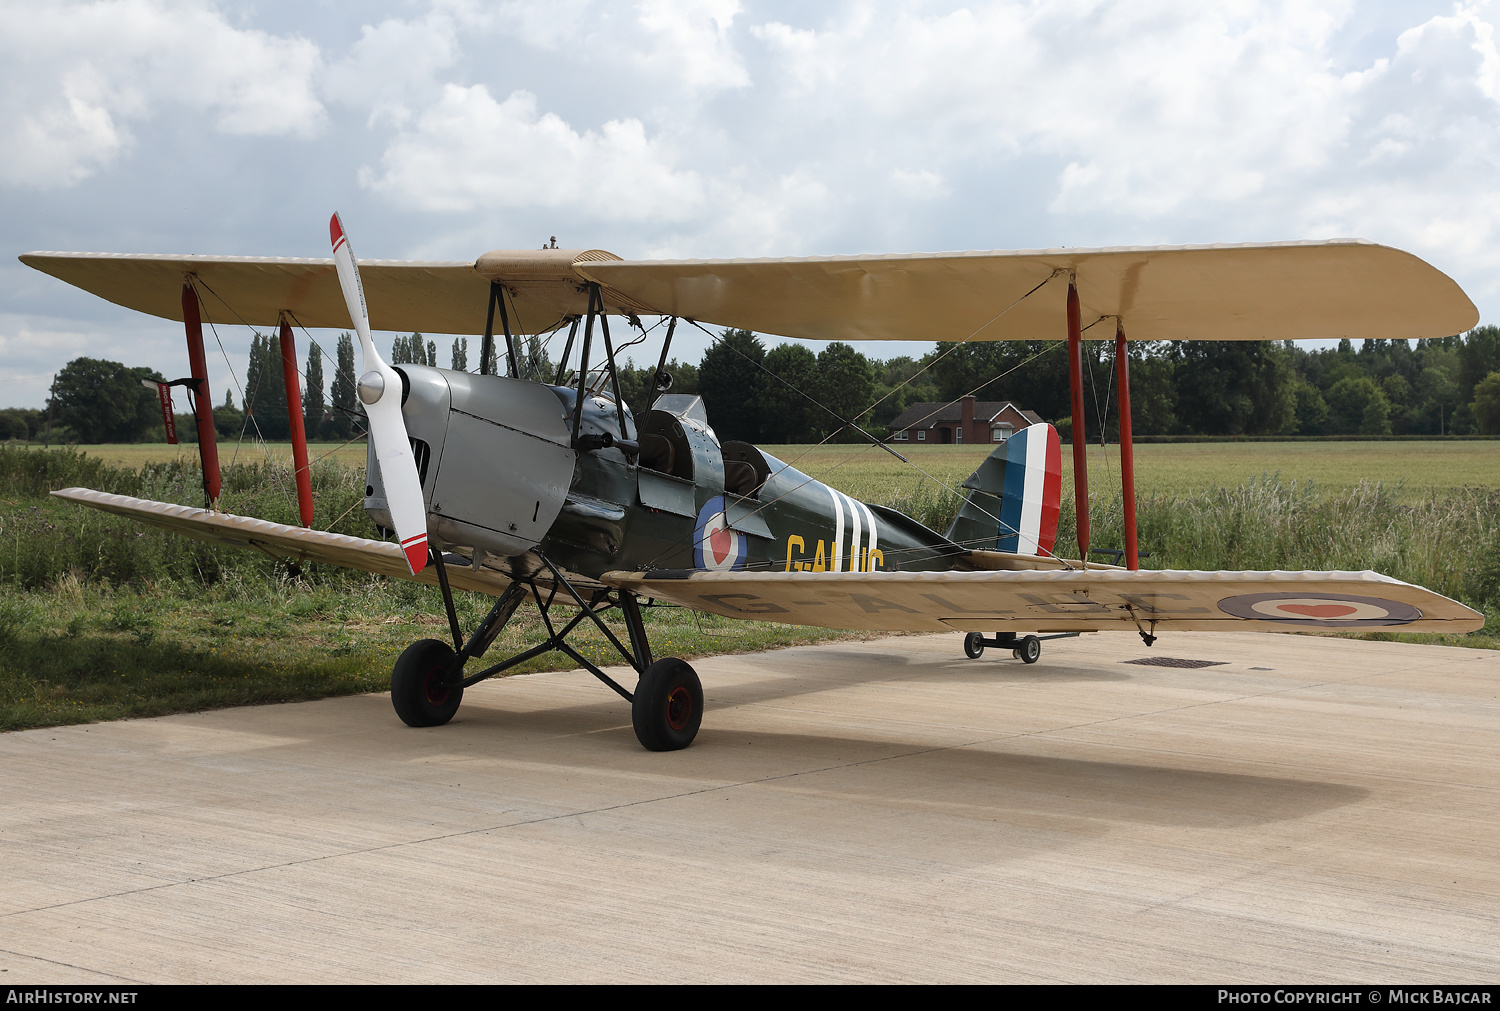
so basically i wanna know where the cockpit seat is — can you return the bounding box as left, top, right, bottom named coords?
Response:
left=723, top=460, right=762, bottom=497
left=639, top=433, right=676, bottom=474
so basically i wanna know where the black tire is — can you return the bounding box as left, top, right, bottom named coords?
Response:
left=391, top=638, right=463, bottom=727
left=1014, top=635, right=1042, bottom=664
left=632, top=657, right=703, bottom=752
left=962, top=632, right=986, bottom=659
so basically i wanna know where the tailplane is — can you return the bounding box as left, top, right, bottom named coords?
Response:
left=944, top=424, right=1062, bottom=555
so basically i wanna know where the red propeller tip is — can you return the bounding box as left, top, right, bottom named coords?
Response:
left=402, top=536, right=429, bottom=574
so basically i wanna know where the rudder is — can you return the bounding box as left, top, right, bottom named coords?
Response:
left=943, top=424, right=1062, bottom=555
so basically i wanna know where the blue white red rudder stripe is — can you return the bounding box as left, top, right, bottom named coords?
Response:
left=996, top=423, right=1062, bottom=555
left=945, top=423, right=1063, bottom=556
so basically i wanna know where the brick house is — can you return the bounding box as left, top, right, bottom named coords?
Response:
left=886, top=396, right=1043, bottom=445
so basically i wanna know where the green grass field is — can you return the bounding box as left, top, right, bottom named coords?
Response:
left=60, top=438, right=1500, bottom=500
left=770, top=439, right=1500, bottom=501
left=54, top=440, right=371, bottom=470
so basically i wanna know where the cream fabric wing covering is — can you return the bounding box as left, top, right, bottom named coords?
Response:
left=51, top=488, right=521, bottom=596
left=576, top=240, right=1478, bottom=343
left=602, top=567, right=1485, bottom=634
left=18, top=249, right=651, bottom=337
left=23, top=239, right=1476, bottom=344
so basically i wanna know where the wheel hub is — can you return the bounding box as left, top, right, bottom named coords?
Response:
left=665, top=685, right=693, bottom=731
left=423, top=666, right=451, bottom=706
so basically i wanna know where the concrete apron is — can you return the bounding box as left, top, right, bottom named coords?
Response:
left=1, top=630, right=1497, bottom=983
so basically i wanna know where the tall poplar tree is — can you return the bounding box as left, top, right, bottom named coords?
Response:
left=698, top=329, right=766, bottom=441
left=329, top=332, right=358, bottom=438
left=303, top=341, right=324, bottom=438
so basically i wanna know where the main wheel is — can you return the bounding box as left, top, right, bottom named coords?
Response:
left=962, top=632, right=986, bottom=659
left=391, top=638, right=464, bottom=727
left=632, top=657, right=703, bottom=752
left=1014, top=635, right=1042, bottom=664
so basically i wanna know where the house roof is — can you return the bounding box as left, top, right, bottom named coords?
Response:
left=887, top=400, right=1041, bottom=430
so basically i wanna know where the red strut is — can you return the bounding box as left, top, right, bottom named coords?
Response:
left=278, top=316, right=315, bottom=527
left=1066, top=280, right=1089, bottom=564
left=181, top=282, right=221, bottom=506
left=1115, top=322, right=1139, bottom=570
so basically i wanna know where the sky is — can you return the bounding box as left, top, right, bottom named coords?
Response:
left=3, top=0, right=1499, bottom=408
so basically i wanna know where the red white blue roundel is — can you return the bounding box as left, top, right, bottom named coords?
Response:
left=694, top=496, right=748, bottom=571
left=1217, top=592, right=1422, bottom=627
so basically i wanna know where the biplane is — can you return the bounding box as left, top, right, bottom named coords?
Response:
left=19, top=222, right=1486, bottom=751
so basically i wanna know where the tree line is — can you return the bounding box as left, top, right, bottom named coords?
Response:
left=631, top=327, right=1500, bottom=442
left=21, top=324, right=1500, bottom=445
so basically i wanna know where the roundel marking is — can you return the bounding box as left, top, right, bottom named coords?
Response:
left=694, top=495, right=747, bottom=571
left=1217, top=592, right=1422, bottom=627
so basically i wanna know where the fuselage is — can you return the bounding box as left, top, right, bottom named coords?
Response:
left=363, top=367, right=964, bottom=582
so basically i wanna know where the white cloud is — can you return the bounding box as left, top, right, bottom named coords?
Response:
left=750, top=1, right=1358, bottom=214
left=360, top=84, right=705, bottom=220
left=634, top=0, right=750, bottom=91
left=739, top=1, right=1500, bottom=284
left=890, top=169, right=948, bottom=199
left=491, top=0, right=749, bottom=93
left=0, top=0, right=324, bottom=188
left=323, top=12, right=460, bottom=128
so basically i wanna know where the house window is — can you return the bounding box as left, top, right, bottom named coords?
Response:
left=992, top=424, right=1013, bottom=442
left=955, top=428, right=963, bottom=443
left=892, top=430, right=908, bottom=441
left=917, top=430, right=926, bottom=441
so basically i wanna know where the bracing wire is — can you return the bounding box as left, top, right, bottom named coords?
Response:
left=640, top=319, right=1073, bottom=571
left=848, top=270, right=1064, bottom=436
left=671, top=297, right=1072, bottom=562
left=729, top=339, right=1073, bottom=564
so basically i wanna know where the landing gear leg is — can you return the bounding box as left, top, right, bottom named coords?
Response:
left=397, top=549, right=702, bottom=750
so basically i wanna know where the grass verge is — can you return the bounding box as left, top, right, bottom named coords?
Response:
left=0, top=576, right=877, bottom=732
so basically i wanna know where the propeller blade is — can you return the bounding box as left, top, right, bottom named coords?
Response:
left=329, top=213, right=429, bottom=575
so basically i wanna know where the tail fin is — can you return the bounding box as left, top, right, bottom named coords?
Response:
left=944, top=424, right=1062, bottom=555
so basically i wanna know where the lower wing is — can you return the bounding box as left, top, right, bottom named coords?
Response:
left=51, top=488, right=522, bottom=596
left=54, top=488, right=1484, bottom=635
left=603, top=567, right=1484, bottom=634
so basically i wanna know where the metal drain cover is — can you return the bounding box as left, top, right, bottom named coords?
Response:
left=1121, top=657, right=1227, bottom=669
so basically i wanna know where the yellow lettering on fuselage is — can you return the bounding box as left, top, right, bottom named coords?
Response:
left=783, top=534, right=884, bottom=573
left=785, top=535, right=805, bottom=573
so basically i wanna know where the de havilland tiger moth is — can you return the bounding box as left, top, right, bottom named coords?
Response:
left=18, top=218, right=1486, bottom=751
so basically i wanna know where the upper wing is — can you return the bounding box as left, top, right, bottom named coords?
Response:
left=25, top=239, right=1475, bottom=345
left=602, top=567, right=1485, bottom=634
left=575, top=239, right=1477, bottom=343
left=52, top=488, right=524, bottom=596
left=19, top=248, right=652, bottom=336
